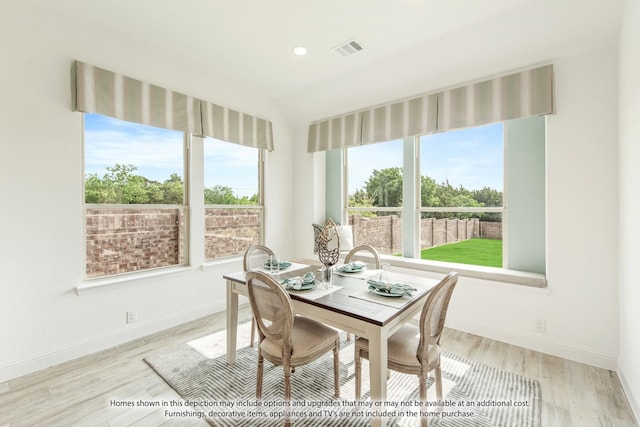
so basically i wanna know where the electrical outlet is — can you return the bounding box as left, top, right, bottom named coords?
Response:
left=535, top=319, right=546, bottom=333
left=126, top=310, right=137, bottom=324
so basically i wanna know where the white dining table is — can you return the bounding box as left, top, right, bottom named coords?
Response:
left=224, top=260, right=439, bottom=427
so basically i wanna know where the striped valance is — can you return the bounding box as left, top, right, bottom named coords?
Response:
left=361, top=93, right=438, bottom=145
left=74, top=61, right=202, bottom=135
left=73, top=61, right=275, bottom=151
left=307, top=64, right=554, bottom=153
left=437, top=64, right=554, bottom=132
left=201, top=101, right=274, bottom=151
left=307, top=111, right=362, bottom=152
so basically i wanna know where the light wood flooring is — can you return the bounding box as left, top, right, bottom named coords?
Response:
left=1, top=306, right=637, bottom=427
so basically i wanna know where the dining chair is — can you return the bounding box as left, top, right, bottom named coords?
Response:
left=243, top=244, right=275, bottom=347
left=344, top=244, right=382, bottom=269
left=246, top=271, right=341, bottom=406
left=354, top=271, right=459, bottom=427
left=344, top=244, right=382, bottom=341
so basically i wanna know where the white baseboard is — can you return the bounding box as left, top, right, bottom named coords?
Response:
left=0, top=304, right=219, bottom=383
left=446, top=316, right=618, bottom=370
left=618, top=368, right=640, bottom=426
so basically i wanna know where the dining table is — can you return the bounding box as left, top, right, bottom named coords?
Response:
left=223, top=259, right=440, bottom=427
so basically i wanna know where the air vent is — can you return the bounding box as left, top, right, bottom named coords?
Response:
left=332, top=39, right=364, bottom=57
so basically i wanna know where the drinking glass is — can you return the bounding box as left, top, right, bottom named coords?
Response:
left=380, top=263, right=391, bottom=282
left=269, top=255, right=280, bottom=274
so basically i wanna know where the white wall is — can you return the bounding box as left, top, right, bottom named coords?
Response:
left=0, top=1, right=294, bottom=382
left=618, top=0, right=640, bottom=419
left=290, top=48, right=620, bottom=369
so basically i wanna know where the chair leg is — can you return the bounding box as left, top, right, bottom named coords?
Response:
left=354, top=347, right=362, bottom=400
left=435, top=363, right=443, bottom=403
left=333, top=339, right=340, bottom=398
left=284, top=361, right=292, bottom=427
left=419, top=373, right=428, bottom=427
left=256, top=351, right=264, bottom=399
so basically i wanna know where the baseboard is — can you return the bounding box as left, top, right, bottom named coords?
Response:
left=446, top=316, right=617, bottom=370
left=0, top=304, right=219, bottom=383
left=618, top=368, right=640, bottom=425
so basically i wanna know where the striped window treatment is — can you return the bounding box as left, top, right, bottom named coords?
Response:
left=437, top=64, right=554, bottom=131
left=307, top=64, right=554, bottom=152
left=200, top=101, right=274, bottom=151
left=74, top=61, right=202, bottom=135
left=73, top=61, right=275, bottom=150
left=307, top=111, right=363, bottom=152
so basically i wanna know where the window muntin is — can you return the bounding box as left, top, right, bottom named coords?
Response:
left=203, top=137, right=263, bottom=260
left=83, top=113, right=187, bottom=279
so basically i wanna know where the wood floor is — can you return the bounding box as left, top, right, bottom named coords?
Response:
left=1, top=306, right=637, bottom=427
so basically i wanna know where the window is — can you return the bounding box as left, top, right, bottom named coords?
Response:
left=342, top=117, right=545, bottom=274
left=346, top=139, right=404, bottom=255
left=84, top=113, right=186, bottom=279
left=203, top=137, right=263, bottom=260
left=419, top=123, right=504, bottom=268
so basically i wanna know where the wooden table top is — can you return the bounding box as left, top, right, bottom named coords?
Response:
left=224, top=259, right=438, bottom=327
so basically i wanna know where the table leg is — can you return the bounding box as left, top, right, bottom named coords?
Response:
left=368, top=329, right=388, bottom=427
left=226, top=280, right=239, bottom=364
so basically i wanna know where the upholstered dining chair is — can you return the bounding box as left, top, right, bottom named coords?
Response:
left=246, top=271, right=341, bottom=405
left=344, top=244, right=382, bottom=269
left=243, top=245, right=275, bottom=347
left=344, top=244, right=382, bottom=341
left=354, top=271, right=459, bottom=427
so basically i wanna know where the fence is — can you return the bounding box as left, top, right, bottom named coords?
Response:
left=348, top=214, right=502, bottom=255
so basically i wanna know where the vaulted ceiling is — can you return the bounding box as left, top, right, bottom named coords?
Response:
left=28, top=0, right=624, bottom=124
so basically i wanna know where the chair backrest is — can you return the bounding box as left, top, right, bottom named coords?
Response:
left=243, top=245, right=274, bottom=272
left=344, top=245, right=382, bottom=269
left=417, top=272, right=459, bottom=363
left=246, top=271, right=293, bottom=356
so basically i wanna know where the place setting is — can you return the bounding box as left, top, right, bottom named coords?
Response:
left=280, top=271, right=342, bottom=301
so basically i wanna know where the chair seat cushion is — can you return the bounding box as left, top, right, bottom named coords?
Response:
left=261, top=316, right=339, bottom=365
left=355, top=324, right=440, bottom=368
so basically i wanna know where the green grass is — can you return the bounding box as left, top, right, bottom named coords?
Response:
left=420, top=238, right=502, bottom=268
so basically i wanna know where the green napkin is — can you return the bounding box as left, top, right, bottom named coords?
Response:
left=367, top=279, right=416, bottom=297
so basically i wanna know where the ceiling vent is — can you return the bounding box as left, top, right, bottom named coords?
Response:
left=332, top=39, right=364, bottom=57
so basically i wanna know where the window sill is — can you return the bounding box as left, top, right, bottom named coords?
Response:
left=200, top=256, right=242, bottom=271
left=76, top=265, right=196, bottom=295
left=381, top=256, right=547, bottom=288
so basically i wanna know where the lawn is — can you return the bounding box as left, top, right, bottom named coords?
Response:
left=420, top=238, right=502, bottom=268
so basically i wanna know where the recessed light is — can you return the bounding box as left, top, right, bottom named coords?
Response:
left=293, top=46, right=308, bottom=56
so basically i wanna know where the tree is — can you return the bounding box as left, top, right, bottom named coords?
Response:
left=204, top=185, right=237, bottom=204
left=364, top=167, right=403, bottom=207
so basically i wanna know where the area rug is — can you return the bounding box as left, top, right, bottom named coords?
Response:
left=144, top=322, right=541, bottom=426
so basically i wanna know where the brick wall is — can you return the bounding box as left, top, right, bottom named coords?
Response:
left=349, top=214, right=502, bottom=254
left=204, top=208, right=261, bottom=260
left=85, top=208, right=185, bottom=278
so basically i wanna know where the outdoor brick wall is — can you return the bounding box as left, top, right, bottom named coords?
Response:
left=205, top=208, right=260, bottom=260
left=349, top=214, right=502, bottom=255
left=85, top=208, right=185, bottom=278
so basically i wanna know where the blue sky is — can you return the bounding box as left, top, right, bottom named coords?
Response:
left=84, top=114, right=258, bottom=198
left=348, top=122, right=504, bottom=194
left=86, top=114, right=502, bottom=199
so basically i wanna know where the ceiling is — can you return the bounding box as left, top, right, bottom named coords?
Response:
left=27, top=0, right=624, bottom=123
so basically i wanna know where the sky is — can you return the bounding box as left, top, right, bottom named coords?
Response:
left=85, top=114, right=502, bottom=199
left=84, top=114, right=258, bottom=198
left=348, top=122, right=504, bottom=194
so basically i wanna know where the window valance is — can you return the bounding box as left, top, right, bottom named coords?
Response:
left=73, top=61, right=274, bottom=151
left=201, top=101, right=274, bottom=151
left=307, top=64, right=554, bottom=153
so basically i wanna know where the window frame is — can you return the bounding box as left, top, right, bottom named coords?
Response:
left=81, top=114, right=190, bottom=281
left=203, top=143, right=265, bottom=261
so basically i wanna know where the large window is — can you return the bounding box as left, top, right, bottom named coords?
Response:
left=342, top=117, right=545, bottom=273
left=347, top=139, right=404, bottom=255
left=204, top=137, right=263, bottom=260
left=419, top=123, right=504, bottom=268
left=84, top=113, right=187, bottom=279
